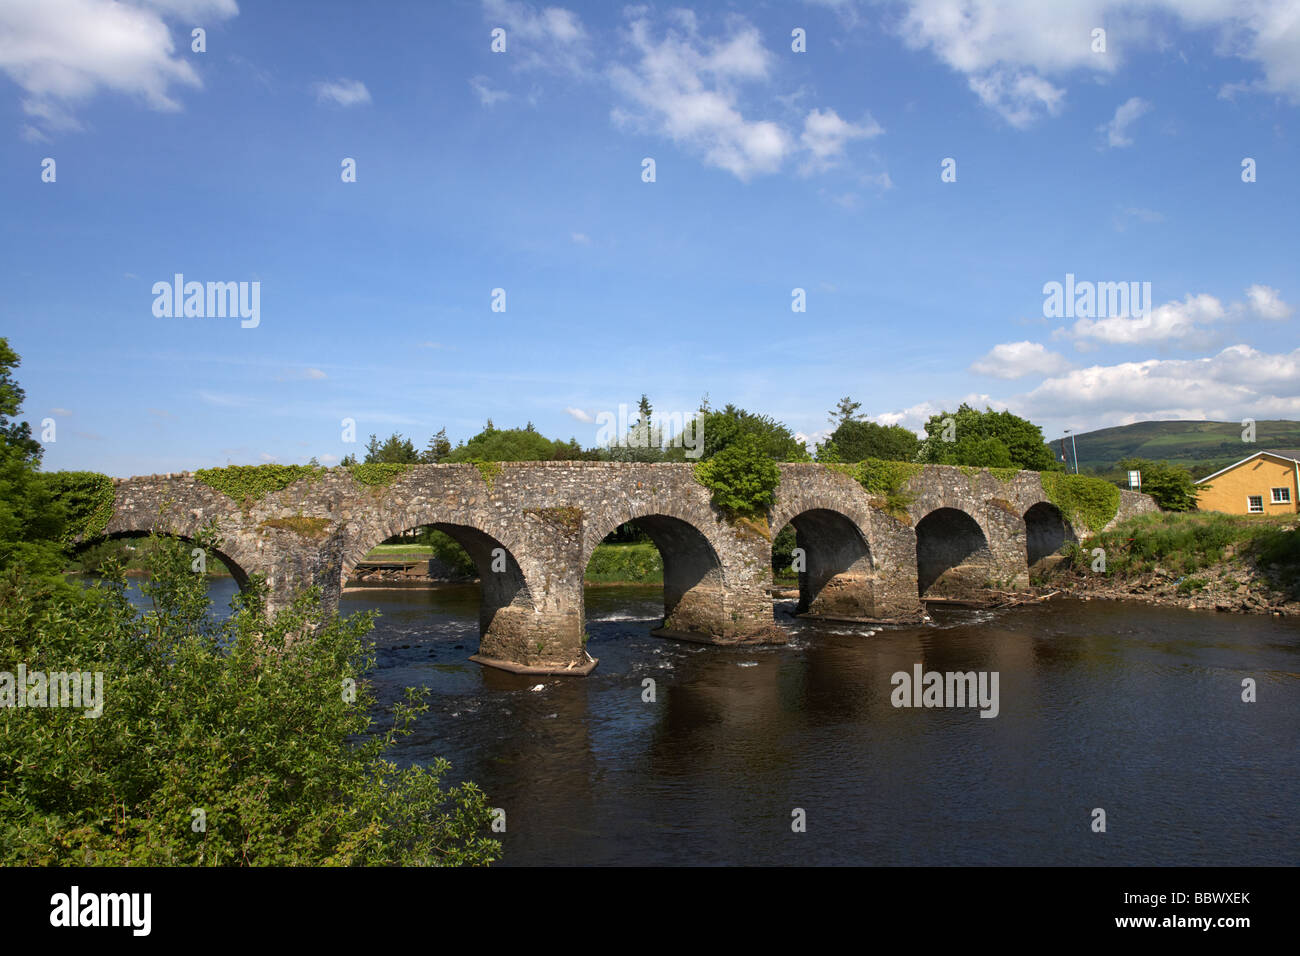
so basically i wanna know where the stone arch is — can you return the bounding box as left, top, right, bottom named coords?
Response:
left=914, top=507, right=993, bottom=599
left=773, top=508, right=877, bottom=621
left=342, top=517, right=537, bottom=651
left=1023, top=501, right=1076, bottom=568
left=582, top=511, right=725, bottom=638
left=72, top=528, right=255, bottom=591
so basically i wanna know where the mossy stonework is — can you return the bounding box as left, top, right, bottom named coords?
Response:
left=88, top=462, right=1156, bottom=674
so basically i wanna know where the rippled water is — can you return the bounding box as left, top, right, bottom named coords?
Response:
left=125, top=578, right=1300, bottom=865
left=342, top=584, right=1300, bottom=866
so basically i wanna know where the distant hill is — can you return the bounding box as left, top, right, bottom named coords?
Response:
left=1046, top=420, right=1300, bottom=478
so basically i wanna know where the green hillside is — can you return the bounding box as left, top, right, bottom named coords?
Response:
left=1047, top=420, right=1300, bottom=478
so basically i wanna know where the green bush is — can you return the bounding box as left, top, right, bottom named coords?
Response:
left=1041, top=472, right=1121, bottom=534
left=771, top=524, right=798, bottom=580
left=0, top=530, right=500, bottom=866
left=855, top=459, right=922, bottom=520
left=585, top=542, right=663, bottom=584
left=1072, top=512, right=1299, bottom=590
left=41, top=471, right=115, bottom=541
left=346, top=463, right=412, bottom=487
left=418, top=528, right=478, bottom=577
left=194, top=464, right=323, bottom=505
left=1115, top=458, right=1200, bottom=511
left=694, top=434, right=780, bottom=519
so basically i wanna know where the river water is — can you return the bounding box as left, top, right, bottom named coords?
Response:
left=140, top=578, right=1300, bottom=866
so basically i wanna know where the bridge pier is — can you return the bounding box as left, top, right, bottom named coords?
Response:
left=462, top=511, right=597, bottom=675
left=790, top=509, right=925, bottom=624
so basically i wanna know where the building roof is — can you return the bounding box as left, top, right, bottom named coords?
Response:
left=1196, top=449, right=1300, bottom=484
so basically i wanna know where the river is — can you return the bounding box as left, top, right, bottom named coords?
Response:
left=134, top=577, right=1300, bottom=866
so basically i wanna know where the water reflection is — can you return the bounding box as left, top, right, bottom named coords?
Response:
left=119, top=577, right=1300, bottom=865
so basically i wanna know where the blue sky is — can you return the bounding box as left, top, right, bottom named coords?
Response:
left=2, top=0, right=1297, bottom=476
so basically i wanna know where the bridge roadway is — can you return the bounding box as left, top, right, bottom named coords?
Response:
left=92, top=462, right=1156, bottom=674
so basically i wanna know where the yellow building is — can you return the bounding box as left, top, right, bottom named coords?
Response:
left=1195, top=450, right=1300, bottom=514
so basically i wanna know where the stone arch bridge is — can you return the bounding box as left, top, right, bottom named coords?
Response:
left=92, top=463, right=1155, bottom=675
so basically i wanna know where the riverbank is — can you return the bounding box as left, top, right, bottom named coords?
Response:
left=1036, top=511, right=1300, bottom=616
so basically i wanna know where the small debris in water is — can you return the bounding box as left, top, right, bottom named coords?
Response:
left=737, top=661, right=758, bottom=668
left=529, top=683, right=545, bottom=692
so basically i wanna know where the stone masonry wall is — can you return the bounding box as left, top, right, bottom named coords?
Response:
left=92, top=463, right=1157, bottom=673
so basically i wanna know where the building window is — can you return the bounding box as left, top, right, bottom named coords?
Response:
left=1247, top=495, right=1264, bottom=513
left=1272, top=487, right=1292, bottom=504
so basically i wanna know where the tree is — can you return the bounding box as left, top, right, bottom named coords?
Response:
left=915, top=404, right=1059, bottom=471
left=828, top=396, right=863, bottom=428
left=422, top=428, right=451, bottom=464
left=695, top=403, right=810, bottom=462
left=607, top=394, right=665, bottom=463
left=1116, top=458, right=1200, bottom=511
left=0, top=339, right=66, bottom=578
left=444, top=424, right=572, bottom=462
left=364, top=433, right=419, bottom=464
left=0, top=529, right=501, bottom=865
left=818, top=419, right=920, bottom=463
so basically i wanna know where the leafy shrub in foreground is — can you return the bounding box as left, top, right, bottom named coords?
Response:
left=0, top=531, right=500, bottom=866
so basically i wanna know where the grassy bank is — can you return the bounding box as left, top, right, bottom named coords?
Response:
left=1046, top=511, right=1300, bottom=610
left=584, top=542, right=664, bottom=584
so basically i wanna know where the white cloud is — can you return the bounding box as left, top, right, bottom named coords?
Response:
left=314, top=78, right=371, bottom=107
left=799, top=107, right=883, bottom=173
left=481, top=0, right=591, bottom=75
left=609, top=13, right=880, bottom=181
left=795, top=428, right=833, bottom=452
left=1113, top=206, right=1164, bottom=231
left=1016, top=345, right=1300, bottom=427
left=570, top=232, right=591, bottom=244
left=1100, top=96, right=1151, bottom=147
left=892, top=0, right=1300, bottom=126
left=970, top=341, right=1072, bottom=379
left=565, top=407, right=595, bottom=423
left=1245, top=284, right=1293, bottom=320
left=0, top=0, right=237, bottom=138
left=609, top=14, right=790, bottom=181
left=50, top=407, right=72, bottom=416
left=1067, top=292, right=1226, bottom=345
left=875, top=395, right=1007, bottom=435
left=1061, top=284, right=1294, bottom=346
left=967, top=68, right=1065, bottom=128
left=470, top=75, right=510, bottom=106
left=277, top=367, right=328, bottom=382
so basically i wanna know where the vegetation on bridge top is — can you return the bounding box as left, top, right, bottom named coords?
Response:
left=345, top=462, right=412, bottom=487
left=1040, top=472, right=1122, bottom=535
left=195, top=463, right=325, bottom=505
left=693, top=434, right=781, bottom=520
